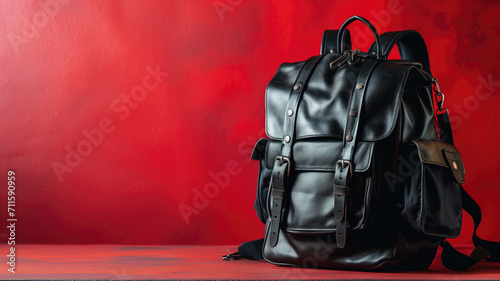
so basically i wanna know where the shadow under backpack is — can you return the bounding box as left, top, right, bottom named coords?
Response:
left=224, top=16, right=500, bottom=271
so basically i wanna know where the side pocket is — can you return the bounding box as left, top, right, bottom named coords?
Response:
left=399, top=140, right=464, bottom=238
left=251, top=138, right=277, bottom=223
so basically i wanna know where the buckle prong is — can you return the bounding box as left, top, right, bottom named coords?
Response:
left=276, top=156, right=291, bottom=176
left=336, top=159, right=353, bottom=179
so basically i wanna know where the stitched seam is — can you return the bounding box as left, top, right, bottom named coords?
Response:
left=285, top=225, right=362, bottom=232
left=265, top=143, right=374, bottom=172
left=298, top=134, right=344, bottom=139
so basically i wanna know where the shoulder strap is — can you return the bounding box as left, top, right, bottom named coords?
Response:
left=222, top=238, right=264, bottom=261
left=441, top=186, right=500, bottom=271
left=321, top=29, right=351, bottom=55
left=436, top=112, right=500, bottom=271
left=368, top=30, right=432, bottom=75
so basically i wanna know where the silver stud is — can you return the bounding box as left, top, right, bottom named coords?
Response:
left=349, top=110, right=357, bottom=117
left=453, top=161, right=458, bottom=170
left=287, top=109, right=294, bottom=116
left=346, top=135, right=353, bottom=142
left=372, top=52, right=376, bottom=55
left=285, top=136, right=291, bottom=143
left=356, top=83, right=364, bottom=90
left=329, top=48, right=336, bottom=53
left=293, top=84, right=301, bottom=91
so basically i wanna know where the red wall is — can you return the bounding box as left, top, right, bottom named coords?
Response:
left=0, top=0, right=499, bottom=245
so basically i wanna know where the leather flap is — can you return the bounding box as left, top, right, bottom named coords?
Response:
left=442, top=150, right=466, bottom=184
left=266, top=54, right=421, bottom=142
left=265, top=140, right=374, bottom=173
left=412, top=140, right=465, bottom=183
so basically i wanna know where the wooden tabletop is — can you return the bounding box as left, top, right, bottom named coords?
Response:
left=2, top=244, right=499, bottom=280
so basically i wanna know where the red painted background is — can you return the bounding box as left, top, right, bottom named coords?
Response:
left=0, top=0, right=499, bottom=245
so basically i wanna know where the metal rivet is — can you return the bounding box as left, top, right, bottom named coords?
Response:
left=453, top=161, right=458, bottom=170
left=349, top=110, right=357, bottom=117
left=287, top=109, right=294, bottom=116
left=346, top=135, right=353, bottom=142
left=285, top=136, right=291, bottom=143
left=372, top=52, right=376, bottom=55
left=293, top=84, right=301, bottom=91
left=356, top=83, right=364, bottom=90
left=329, top=48, right=336, bottom=53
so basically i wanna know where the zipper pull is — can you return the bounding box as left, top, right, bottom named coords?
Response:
left=330, top=50, right=351, bottom=70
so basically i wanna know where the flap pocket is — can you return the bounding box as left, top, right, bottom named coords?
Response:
left=265, top=139, right=374, bottom=172
left=400, top=140, right=464, bottom=238
left=251, top=138, right=273, bottom=223
left=413, top=140, right=465, bottom=183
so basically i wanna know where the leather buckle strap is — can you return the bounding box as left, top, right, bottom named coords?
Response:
left=336, top=159, right=353, bottom=180
left=333, top=159, right=352, bottom=249
left=268, top=158, right=289, bottom=247
left=276, top=156, right=291, bottom=176
left=271, top=188, right=285, bottom=200
left=333, top=58, right=380, bottom=249
left=267, top=56, right=322, bottom=249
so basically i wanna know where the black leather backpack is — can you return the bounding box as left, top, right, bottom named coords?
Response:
left=226, top=16, right=499, bottom=271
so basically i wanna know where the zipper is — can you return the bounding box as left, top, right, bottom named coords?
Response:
left=329, top=49, right=372, bottom=70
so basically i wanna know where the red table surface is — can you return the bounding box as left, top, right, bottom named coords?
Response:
left=1, top=244, right=499, bottom=280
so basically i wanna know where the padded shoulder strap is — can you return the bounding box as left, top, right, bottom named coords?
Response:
left=321, top=29, right=351, bottom=55
left=368, top=30, right=432, bottom=75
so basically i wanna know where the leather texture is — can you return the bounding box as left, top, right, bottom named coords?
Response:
left=265, top=55, right=438, bottom=142
left=248, top=16, right=499, bottom=271
left=333, top=58, right=380, bottom=248
left=268, top=56, right=322, bottom=247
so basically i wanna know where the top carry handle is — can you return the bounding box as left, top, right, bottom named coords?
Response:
left=337, top=15, right=382, bottom=58
left=321, top=29, right=351, bottom=55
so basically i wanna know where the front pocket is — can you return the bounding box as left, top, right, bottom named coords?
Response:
left=284, top=169, right=374, bottom=233
left=399, top=140, right=464, bottom=238
left=261, top=138, right=376, bottom=234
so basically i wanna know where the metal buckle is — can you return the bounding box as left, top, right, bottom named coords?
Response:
left=432, top=78, right=447, bottom=113
left=276, top=156, right=291, bottom=176
left=336, top=159, right=353, bottom=179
